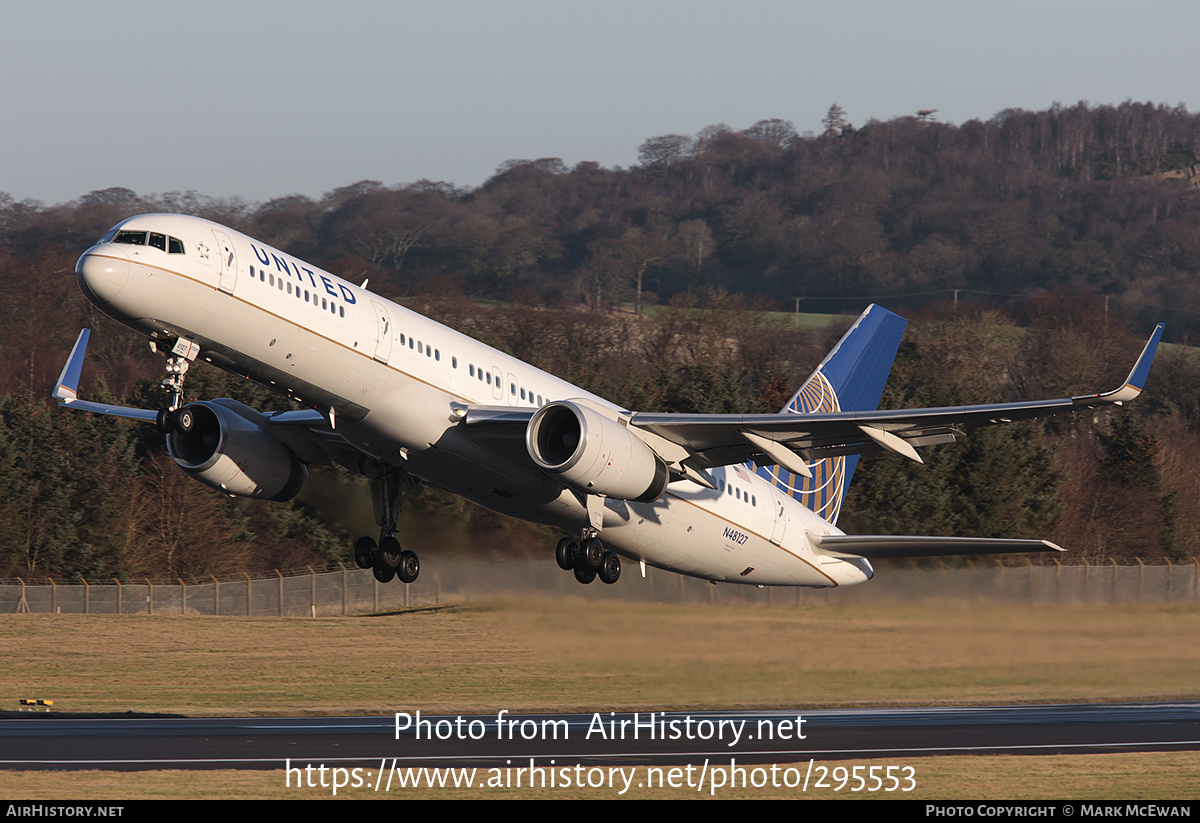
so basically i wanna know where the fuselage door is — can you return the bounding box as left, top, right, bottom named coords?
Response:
left=769, top=488, right=787, bottom=546
left=371, top=300, right=393, bottom=364
left=211, top=230, right=237, bottom=294
left=491, top=367, right=504, bottom=401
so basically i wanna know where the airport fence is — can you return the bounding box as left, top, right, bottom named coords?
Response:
left=1, top=557, right=1197, bottom=616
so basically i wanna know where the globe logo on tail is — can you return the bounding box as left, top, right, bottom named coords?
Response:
left=755, top=370, right=847, bottom=524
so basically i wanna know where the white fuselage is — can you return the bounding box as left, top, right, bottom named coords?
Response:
left=76, top=214, right=872, bottom=588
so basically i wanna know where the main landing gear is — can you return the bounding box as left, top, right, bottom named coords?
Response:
left=353, top=461, right=422, bottom=584
left=556, top=534, right=621, bottom=585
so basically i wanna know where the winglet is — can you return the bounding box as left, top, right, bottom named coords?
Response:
left=53, top=329, right=91, bottom=403
left=1074, top=323, right=1164, bottom=406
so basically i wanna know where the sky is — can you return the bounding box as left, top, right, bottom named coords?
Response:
left=4, top=0, right=1199, bottom=206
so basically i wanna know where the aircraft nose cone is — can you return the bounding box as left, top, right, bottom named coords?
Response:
left=76, top=248, right=129, bottom=303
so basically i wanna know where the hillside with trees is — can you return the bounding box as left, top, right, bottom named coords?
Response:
left=2, top=100, right=1200, bottom=580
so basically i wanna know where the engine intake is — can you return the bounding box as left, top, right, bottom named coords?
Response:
left=526, top=400, right=667, bottom=503
left=165, top=399, right=306, bottom=501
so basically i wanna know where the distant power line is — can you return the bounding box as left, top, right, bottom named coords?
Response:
left=792, top=289, right=1200, bottom=317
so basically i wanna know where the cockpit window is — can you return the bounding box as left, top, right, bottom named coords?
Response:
left=114, top=230, right=147, bottom=245
left=108, top=228, right=186, bottom=253
left=98, top=228, right=118, bottom=244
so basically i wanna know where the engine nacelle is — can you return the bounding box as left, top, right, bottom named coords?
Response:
left=165, top=399, right=306, bottom=501
left=526, top=399, right=668, bottom=503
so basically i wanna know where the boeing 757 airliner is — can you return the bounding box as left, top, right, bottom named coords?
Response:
left=55, top=214, right=1163, bottom=588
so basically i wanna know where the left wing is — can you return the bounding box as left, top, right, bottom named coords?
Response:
left=459, top=323, right=1163, bottom=480
left=628, top=323, right=1163, bottom=473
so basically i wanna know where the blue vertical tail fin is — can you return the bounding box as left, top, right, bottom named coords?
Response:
left=755, top=304, right=907, bottom=524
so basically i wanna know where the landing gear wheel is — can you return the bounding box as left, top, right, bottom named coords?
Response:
left=353, top=537, right=377, bottom=570
left=573, top=565, right=596, bottom=584
left=372, top=564, right=395, bottom=583
left=397, top=550, right=420, bottom=584
left=555, top=538, right=579, bottom=571
left=378, top=535, right=402, bottom=571
left=174, top=407, right=196, bottom=434
left=598, top=552, right=621, bottom=585
left=581, top=537, right=605, bottom=571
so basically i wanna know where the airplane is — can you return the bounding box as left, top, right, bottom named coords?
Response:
left=54, top=213, right=1164, bottom=589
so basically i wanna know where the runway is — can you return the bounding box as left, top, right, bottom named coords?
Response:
left=1, top=702, right=1197, bottom=770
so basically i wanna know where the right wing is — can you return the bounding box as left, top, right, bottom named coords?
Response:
left=53, top=329, right=362, bottom=469
left=53, top=329, right=159, bottom=422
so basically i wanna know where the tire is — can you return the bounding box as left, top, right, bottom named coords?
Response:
left=573, top=565, right=596, bottom=584
left=581, top=537, right=605, bottom=571
left=174, top=407, right=196, bottom=434
left=555, top=538, right=579, bottom=571
left=373, top=564, right=395, bottom=584
left=598, top=552, right=621, bottom=585
left=378, top=535, right=402, bottom=571
left=398, top=550, right=420, bottom=584
left=353, top=537, right=376, bottom=570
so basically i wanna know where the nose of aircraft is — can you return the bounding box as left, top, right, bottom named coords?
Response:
left=76, top=247, right=130, bottom=304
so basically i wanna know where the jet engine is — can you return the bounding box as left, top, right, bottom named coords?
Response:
left=165, top=399, right=306, bottom=501
left=526, top=399, right=668, bottom=503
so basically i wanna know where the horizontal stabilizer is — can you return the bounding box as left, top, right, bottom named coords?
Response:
left=812, top=534, right=1064, bottom=558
